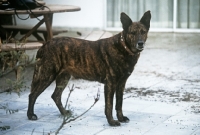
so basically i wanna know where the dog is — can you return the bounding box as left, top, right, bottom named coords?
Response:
left=27, top=11, right=151, bottom=126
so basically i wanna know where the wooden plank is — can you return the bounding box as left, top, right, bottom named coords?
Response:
left=1, top=42, right=43, bottom=51
left=2, top=25, right=68, bottom=35
left=100, top=31, right=113, bottom=39
left=19, top=19, right=45, bottom=41
left=0, top=5, right=81, bottom=15
left=54, top=31, right=113, bottom=41
left=84, top=31, right=105, bottom=41
left=75, top=31, right=93, bottom=40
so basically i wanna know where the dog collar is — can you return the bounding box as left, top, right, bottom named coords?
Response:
left=120, top=32, right=136, bottom=56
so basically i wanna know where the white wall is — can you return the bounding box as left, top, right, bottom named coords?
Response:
left=16, top=0, right=105, bottom=30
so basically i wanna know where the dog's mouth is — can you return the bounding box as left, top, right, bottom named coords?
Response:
left=136, top=46, right=144, bottom=51
left=136, top=41, right=145, bottom=51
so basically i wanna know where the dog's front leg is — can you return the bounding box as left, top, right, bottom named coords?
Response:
left=104, top=80, right=121, bottom=126
left=116, top=80, right=130, bottom=123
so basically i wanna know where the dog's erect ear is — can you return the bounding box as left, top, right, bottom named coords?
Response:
left=140, top=10, right=151, bottom=31
left=121, top=12, right=132, bottom=31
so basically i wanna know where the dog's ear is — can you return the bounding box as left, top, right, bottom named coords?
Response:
left=140, top=10, right=151, bottom=31
left=121, top=12, right=132, bottom=31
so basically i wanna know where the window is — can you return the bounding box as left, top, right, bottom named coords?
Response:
left=106, top=0, right=200, bottom=32
left=177, top=0, right=200, bottom=29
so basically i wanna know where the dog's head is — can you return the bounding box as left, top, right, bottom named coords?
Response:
left=121, top=11, right=151, bottom=52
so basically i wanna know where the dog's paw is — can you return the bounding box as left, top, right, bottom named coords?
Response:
left=109, top=120, right=121, bottom=126
left=118, top=116, right=130, bottom=123
left=27, top=113, right=38, bottom=120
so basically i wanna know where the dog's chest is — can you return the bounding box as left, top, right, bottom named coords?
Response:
left=107, top=52, right=140, bottom=77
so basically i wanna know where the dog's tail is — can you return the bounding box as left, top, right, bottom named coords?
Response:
left=31, top=41, right=57, bottom=93
left=36, top=38, right=61, bottom=59
left=36, top=42, right=47, bottom=59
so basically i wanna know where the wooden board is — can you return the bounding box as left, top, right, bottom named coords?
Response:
left=84, top=31, right=105, bottom=41
left=100, top=31, right=113, bottom=39
left=0, top=5, right=81, bottom=15
left=2, top=25, right=68, bottom=34
left=0, top=42, right=43, bottom=51
left=83, top=31, right=113, bottom=41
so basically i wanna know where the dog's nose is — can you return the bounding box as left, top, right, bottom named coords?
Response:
left=137, top=41, right=144, bottom=47
left=136, top=41, right=145, bottom=50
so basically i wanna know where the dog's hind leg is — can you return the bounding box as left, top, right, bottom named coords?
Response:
left=27, top=60, right=56, bottom=120
left=52, top=70, right=71, bottom=116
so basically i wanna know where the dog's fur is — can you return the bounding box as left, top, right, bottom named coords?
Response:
left=27, top=11, right=151, bottom=126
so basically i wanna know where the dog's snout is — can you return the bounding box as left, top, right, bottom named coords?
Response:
left=136, top=41, right=145, bottom=50
left=137, top=41, right=144, bottom=46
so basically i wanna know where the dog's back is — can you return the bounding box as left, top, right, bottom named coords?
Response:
left=36, top=37, right=108, bottom=83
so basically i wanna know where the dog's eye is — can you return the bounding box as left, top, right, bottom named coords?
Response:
left=130, top=31, right=136, bottom=35
left=141, top=30, right=146, bottom=35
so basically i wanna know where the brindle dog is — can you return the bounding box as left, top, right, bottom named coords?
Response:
left=27, top=11, right=151, bottom=126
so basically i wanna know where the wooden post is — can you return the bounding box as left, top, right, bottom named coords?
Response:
left=44, top=13, right=53, bottom=41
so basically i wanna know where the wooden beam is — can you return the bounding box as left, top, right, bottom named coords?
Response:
left=19, top=18, right=45, bottom=41
left=1, top=42, right=43, bottom=51
left=44, top=14, right=53, bottom=41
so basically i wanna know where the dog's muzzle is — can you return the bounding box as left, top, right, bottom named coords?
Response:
left=136, top=41, right=145, bottom=50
